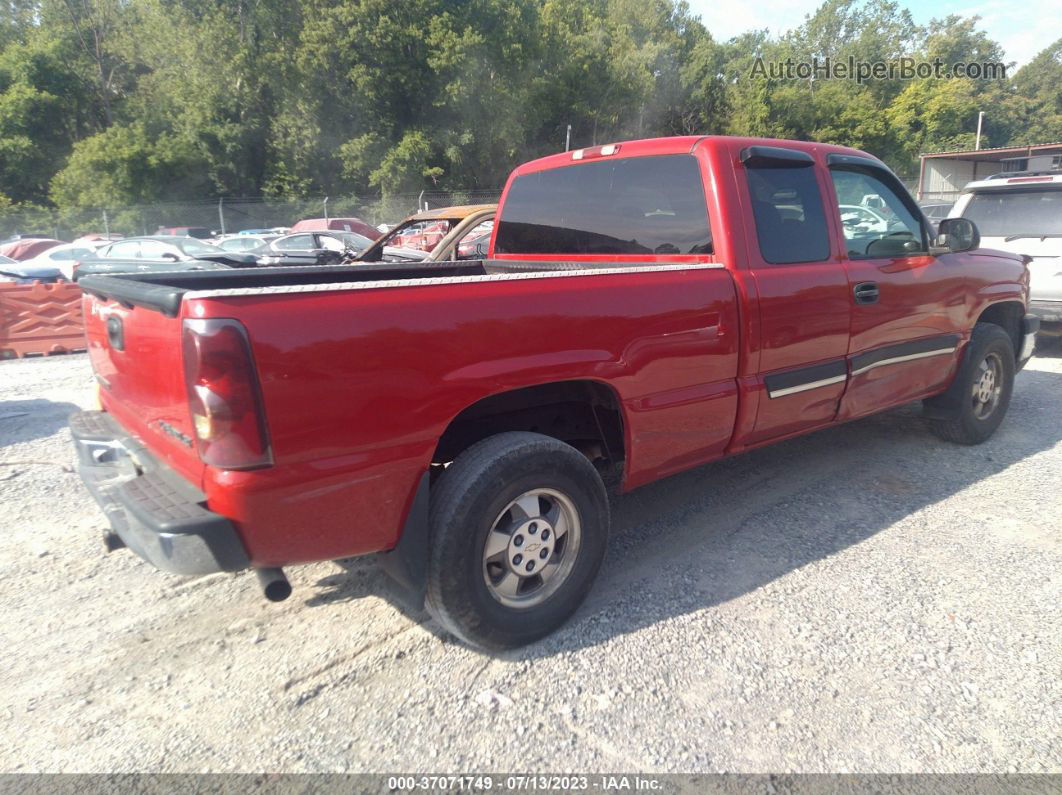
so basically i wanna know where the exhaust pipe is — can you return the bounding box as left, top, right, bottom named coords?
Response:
left=255, top=567, right=292, bottom=602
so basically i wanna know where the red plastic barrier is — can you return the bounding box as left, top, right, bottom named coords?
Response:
left=0, top=281, right=86, bottom=359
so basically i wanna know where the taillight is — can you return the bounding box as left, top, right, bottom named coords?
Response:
left=181, top=318, right=272, bottom=469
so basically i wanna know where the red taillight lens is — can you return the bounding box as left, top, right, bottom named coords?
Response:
left=181, top=318, right=272, bottom=470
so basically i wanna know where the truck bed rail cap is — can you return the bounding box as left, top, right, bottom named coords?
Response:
left=183, top=263, right=725, bottom=301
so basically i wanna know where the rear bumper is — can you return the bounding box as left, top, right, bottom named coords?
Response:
left=70, top=410, right=249, bottom=575
left=1029, top=299, right=1062, bottom=325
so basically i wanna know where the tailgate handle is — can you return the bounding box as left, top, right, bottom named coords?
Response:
left=106, top=315, right=125, bottom=351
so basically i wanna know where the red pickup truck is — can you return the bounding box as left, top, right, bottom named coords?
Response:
left=72, top=136, right=1037, bottom=650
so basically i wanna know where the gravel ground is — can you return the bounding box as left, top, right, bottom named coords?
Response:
left=0, top=348, right=1059, bottom=774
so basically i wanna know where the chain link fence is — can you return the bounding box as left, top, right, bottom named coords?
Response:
left=0, top=189, right=503, bottom=242
left=0, top=177, right=924, bottom=243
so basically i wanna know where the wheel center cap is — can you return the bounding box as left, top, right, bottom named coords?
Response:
left=507, top=519, right=554, bottom=574
left=977, top=372, right=995, bottom=401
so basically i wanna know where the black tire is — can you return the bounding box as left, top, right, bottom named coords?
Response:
left=924, top=323, right=1015, bottom=445
left=425, top=432, right=609, bottom=650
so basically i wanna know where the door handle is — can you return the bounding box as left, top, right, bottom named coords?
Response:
left=853, top=281, right=879, bottom=305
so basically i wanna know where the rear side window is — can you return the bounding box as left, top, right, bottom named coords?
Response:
left=50, top=247, right=89, bottom=260
left=745, top=165, right=830, bottom=264
left=494, top=155, right=712, bottom=256
left=963, top=189, right=1062, bottom=237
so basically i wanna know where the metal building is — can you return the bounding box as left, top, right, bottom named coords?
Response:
left=917, top=142, right=1062, bottom=203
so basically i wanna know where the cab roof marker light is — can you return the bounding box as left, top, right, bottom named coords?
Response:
left=571, top=149, right=585, bottom=160
left=600, top=144, right=619, bottom=155
left=1007, top=176, right=1053, bottom=183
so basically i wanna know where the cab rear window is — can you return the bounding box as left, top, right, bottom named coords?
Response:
left=494, top=155, right=712, bottom=256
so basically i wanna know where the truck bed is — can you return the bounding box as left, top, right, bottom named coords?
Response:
left=79, top=257, right=739, bottom=565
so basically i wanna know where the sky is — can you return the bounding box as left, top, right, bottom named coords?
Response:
left=685, top=0, right=1061, bottom=69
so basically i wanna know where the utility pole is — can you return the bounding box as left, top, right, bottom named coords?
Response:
left=323, top=196, right=329, bottom=223
left=975, top=111, right=985, bottom=150
left=217, top=198, right=226, bottom=235
left=565, top=124, right=572, bottom=152
left=103, top=209, right=109, bottom=237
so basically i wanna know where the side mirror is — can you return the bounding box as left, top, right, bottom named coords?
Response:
left=931, top=217, right=979, bottom=255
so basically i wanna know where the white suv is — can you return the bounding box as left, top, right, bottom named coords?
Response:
left=950, top=173, right=1062, bottom=327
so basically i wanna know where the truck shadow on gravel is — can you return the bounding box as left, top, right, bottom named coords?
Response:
left=0, top=398, right=82, bottom=449
left=306, top=366, right=1062, bottom=658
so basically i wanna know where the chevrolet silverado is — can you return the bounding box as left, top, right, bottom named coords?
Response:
left=71, top=136, right=1037, bottom=650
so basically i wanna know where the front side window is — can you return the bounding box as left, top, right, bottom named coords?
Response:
left=318, top=235, right=345, bottom=252
left=830, top=169, right=926, bottom=258
left=744, top=164, right=831, bottom=264
left=139, top=240, right=171, bottom=259
left=275, top=234, right=314, bottom=251
left=962, top=189, right=1062, bottom=237
left=107, top=241, right=140, bottom=258
left=494, top=155, right=712, bottom=256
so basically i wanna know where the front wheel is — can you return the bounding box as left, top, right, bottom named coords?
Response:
left=425, top=432, right=609, bottom=650
left=925, top=322, right=1016, bottom=445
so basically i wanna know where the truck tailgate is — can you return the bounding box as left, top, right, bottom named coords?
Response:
left=83, top=293, right=205, bottom=487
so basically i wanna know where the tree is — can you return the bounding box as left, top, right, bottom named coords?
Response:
left=1010, top=38, right=1062, bottom=145
left=50, top=123, right=212, bottom=207
left=0, top=0, right=1055, bottom=217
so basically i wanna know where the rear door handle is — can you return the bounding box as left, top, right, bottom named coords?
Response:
left=853, top=281, right=879, bottom=305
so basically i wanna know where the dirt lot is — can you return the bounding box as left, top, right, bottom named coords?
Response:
left=0, top=349, right=1059, bottom=773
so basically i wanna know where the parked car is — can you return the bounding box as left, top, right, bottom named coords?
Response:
left=216, top=235, right=279, bottom=253
left=74, top=236, right=256, bottom=280
left=72, top=136, right=1035, bottom=650
left=255, top=230, right=427, bottom=266
left=251, top=231, right=373, bottom=266
left=838, top=204, right=892, bottom=235
left=456, top=230, right=491, bottom=259
left=949, top=172, right=1062, bottom=329
left=1, top=233, right=52, bottom=245
left=394, top=221, right=449, bottom=251
left=74, top=233, right=124, bottom=243
left=21, top=241, right=106, bottom=280
left=358, top=205, right=496, bottom=263
left=0, top=238, right=65, bottom=261
left=919, top=202, right=953, bottom=221
left=290, top=217, right=380, bottom=240
left=156, top=226, right=213, bottom=239
left=0, top=255, right=67, bottom=284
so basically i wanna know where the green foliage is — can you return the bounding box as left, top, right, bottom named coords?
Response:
left=50, top=124, right=213, bottom=207
left=0, top=0, right=1055, bottom=215
left=1010, top=38, right=1062, bottom=145
left=369, top=130, right=442, bottom=195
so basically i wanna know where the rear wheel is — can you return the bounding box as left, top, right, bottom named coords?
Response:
left=925, top=323, right=1015, bottom=445
left=425, top=432, right=609, bottom=650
